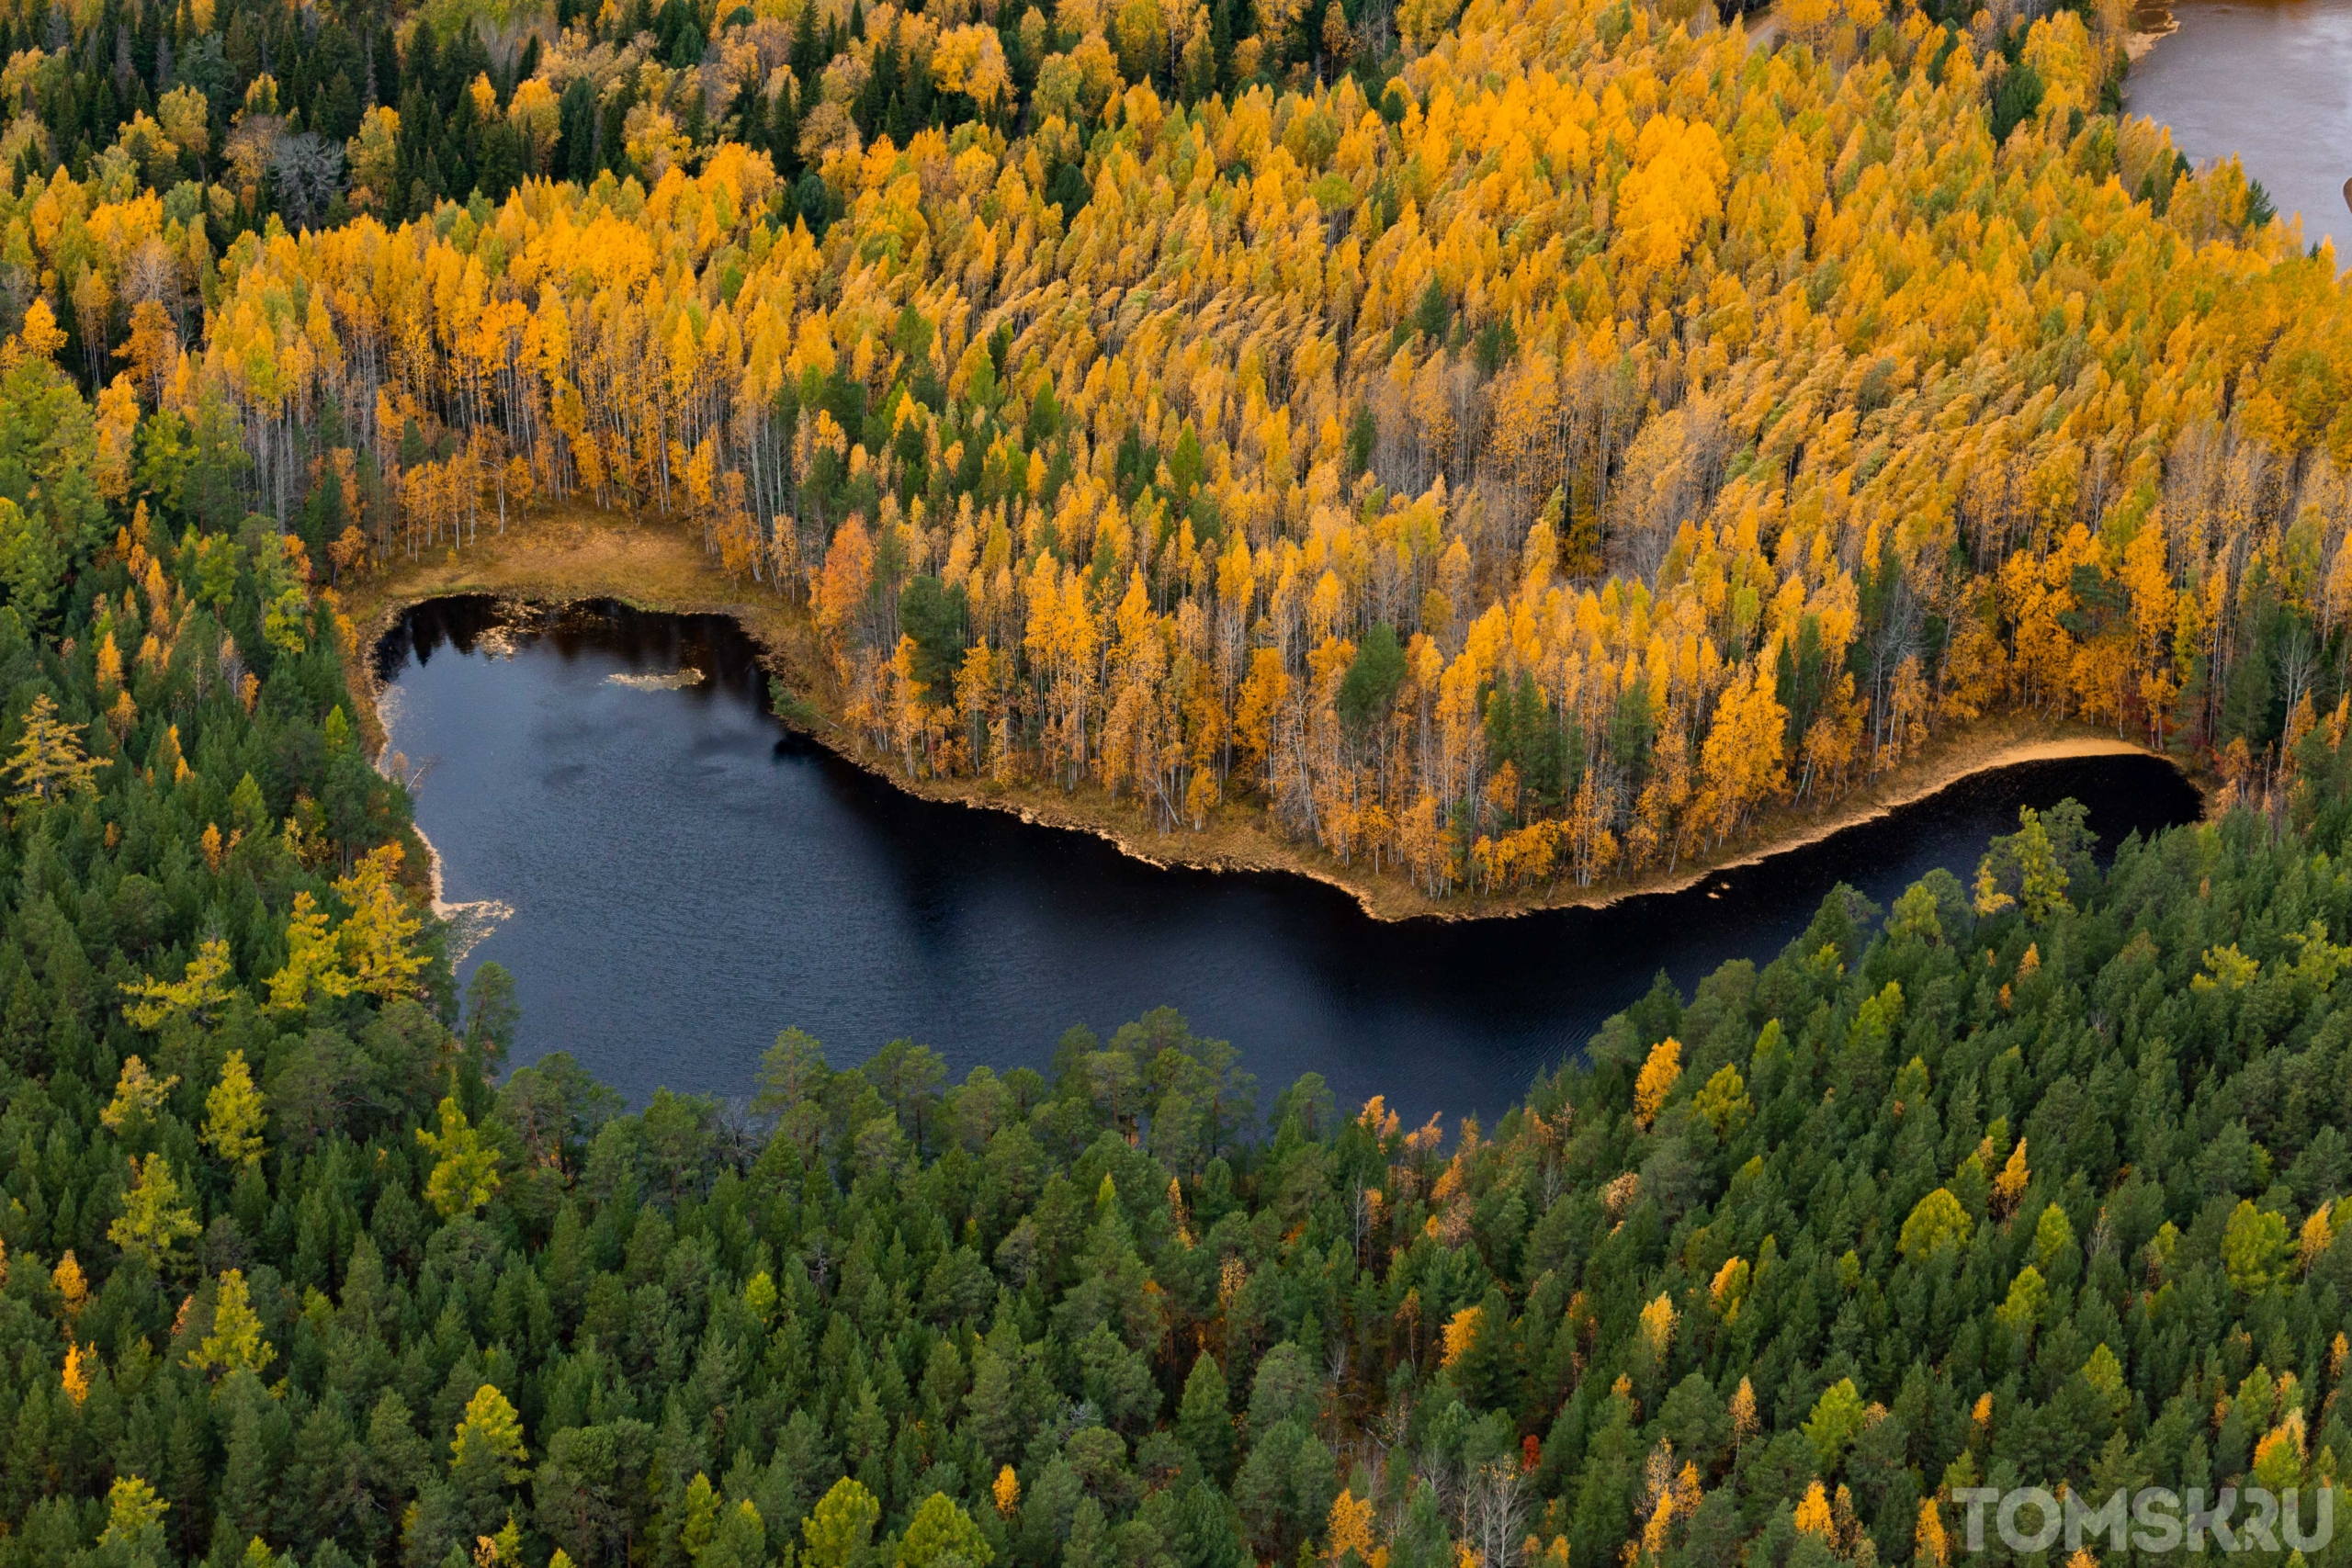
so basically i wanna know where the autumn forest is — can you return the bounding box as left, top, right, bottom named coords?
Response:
left=6, top=0, right=2352, bottom=1563
left=0, top=0, right=2329, bottom=902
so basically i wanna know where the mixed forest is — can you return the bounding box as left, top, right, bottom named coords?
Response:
left=11, top=0, right=2352, bottom=1562
left=9, top=338, right=2352, bottom=1568
left=0, top=0, right=2329, bottom=902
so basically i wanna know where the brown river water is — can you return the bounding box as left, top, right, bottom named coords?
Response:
left=2125, top=0, right=2352, bottom=259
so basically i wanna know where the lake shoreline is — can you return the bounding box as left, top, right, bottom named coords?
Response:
left=340, top=506, right=2204, bottom=926
left=2125, top=0, right=2176, bottom=62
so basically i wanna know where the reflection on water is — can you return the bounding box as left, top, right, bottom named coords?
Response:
left=378, top=598, right=2204, bottom=1122
left=2126, top=0, right=2352, bottom=260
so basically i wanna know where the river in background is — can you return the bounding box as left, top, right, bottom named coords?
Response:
left=2126, top=0, right=2352, bottom=259
left=376, top=597, right=2203, bottom=1122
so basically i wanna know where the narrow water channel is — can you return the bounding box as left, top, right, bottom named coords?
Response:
left=377, top=597, right=2203, bottom=1122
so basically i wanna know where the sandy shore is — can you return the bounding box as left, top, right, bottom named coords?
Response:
left=335, top=507, right=2198, bottom=925
left=401, top=814, right=514, bottom=964
left=2123, top=0, right=2177, bottom=62
left=2125, top=17, right=2176, bottom=62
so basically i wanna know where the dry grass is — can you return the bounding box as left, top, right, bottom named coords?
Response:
left=334, top=503, right=824, bottom=755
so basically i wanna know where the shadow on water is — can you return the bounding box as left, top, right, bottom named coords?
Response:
left=378, top=596, right=2206, bottom=1121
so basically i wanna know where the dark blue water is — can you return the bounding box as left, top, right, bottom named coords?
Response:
left=377, top=597, right=2205, bottom=1121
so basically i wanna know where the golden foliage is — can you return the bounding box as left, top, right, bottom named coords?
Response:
left=51, top=1250, right=86, bottom=1322
left=184, top=1269, right=273, bottom=1379
left=1440, top=1305, right=1482, bottom=1367
left=99, top=1055, right=178, bottom=1136
left=1708, top=1257, right=1748, bottom=1321
left=1793, top=1482, right=1833, bottom=1540
left=1637, top=1292, right=1676, bottom=1359
left=25, top=0, right=2348, bottom=911
left=1916, top=1500, right=1949, bottom=1568
left=203, top=1050, right=268, bottom=1168
left=1992, top=1137, right=2031, bottom=1220
left=1328, top=1490, right=1376, bottom=1563
left=119, top=938, right=235, bottom=1031
left=1633, top=1037, right=1681, bottom=1130
left=334, top=845, right=428, bottom=1000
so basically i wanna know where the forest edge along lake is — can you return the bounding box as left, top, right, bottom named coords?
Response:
left=339, top=505, right=2182, bottom=926
left=373, top=595, right=2204, bottom=1124
left=2125, top=0, right=2352, bottom=262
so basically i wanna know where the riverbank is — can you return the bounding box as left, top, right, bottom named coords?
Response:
left=335, top=505, right=2199, bottom=924
left=2125, top=0, right=2176, bottom=62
